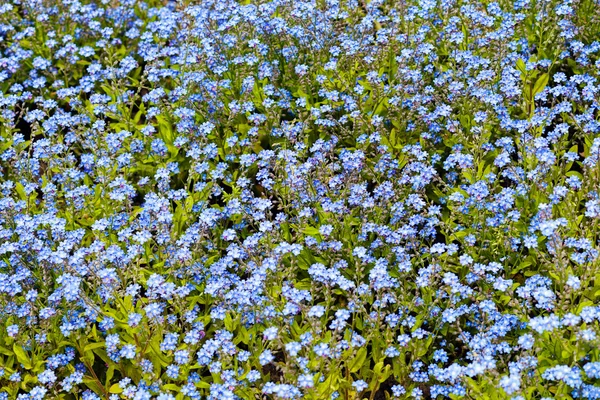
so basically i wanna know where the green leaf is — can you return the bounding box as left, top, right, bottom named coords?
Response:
left=0, top=346, right=13, bottom=356
left=83, top=378, right=105, bottom=396
left=349, top=347, right=368, bottom=373
left=84, top=342, right=105, bottom=352
left=516, top=58, right=526, bottom=75
left=377, top=364, right=392, bottom=383
left=532, top=73, right=549, bottom=97
left=317, top=373, right=338, bottom=397
left=224, top=314, right=238, bottom=331
left=13, top=344, right=32, bottom=369
left=109, top=383, right=123, bottom=394
left=302, top=226, right=320, bottom=237
left=106, top=366, right=115, bottom=385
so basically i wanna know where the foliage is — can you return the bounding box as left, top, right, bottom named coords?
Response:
left=0, top=0, right=600, bottom=399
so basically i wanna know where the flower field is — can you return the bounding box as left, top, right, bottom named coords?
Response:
left=1, top=0, right=600, bottom=398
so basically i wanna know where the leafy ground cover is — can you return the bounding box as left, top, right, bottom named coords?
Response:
left=1, top=0, right=600, bottom=398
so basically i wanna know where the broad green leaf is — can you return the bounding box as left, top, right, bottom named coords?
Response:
left=13, top=344, right=32, bottom=369
left=532, top=73, right=549, bottom=96
left=349, top=347, right=368, bottom=373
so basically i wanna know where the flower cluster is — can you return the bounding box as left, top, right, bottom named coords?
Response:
left=0, top=0, right=600, bottom=399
